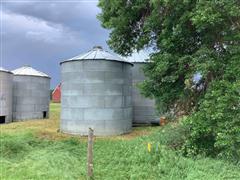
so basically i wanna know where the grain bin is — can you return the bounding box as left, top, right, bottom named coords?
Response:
left=60, top=46, right=133, bottom=136
left=0, top=67, right=13, bottom=123
left=12, top=66, right=50, bottom=121
left=132, top=62, right=157, bottom=124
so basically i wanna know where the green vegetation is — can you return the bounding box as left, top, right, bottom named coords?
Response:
left=0, top=104, right=240, bottom=179
left=183, top=81, right=240, bottom=161
left=98, top=0, right=240, bottom=161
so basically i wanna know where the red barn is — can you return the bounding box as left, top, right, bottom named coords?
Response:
left=52, top=83, right=61, bottom=103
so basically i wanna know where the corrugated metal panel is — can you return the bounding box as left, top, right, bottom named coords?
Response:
left=132, top=62, right=157, bottom=124
left=12, top=75, right=51, bottom=121
left=60, top=46, right=133, bottom=136
left=60, top=60, right=133, bottom=136
left=0, top=69, right=13, bottom=123
left=61, top=46, right=133, bottom=65
left=12, top=66, right=50, bottom=78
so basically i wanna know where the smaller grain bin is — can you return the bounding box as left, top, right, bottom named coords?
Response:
left=132, top=62, right=157, bottom=124
left=60, top=46, right=133, bottom=136
left=12, top=66, right=51, bottom=121
left=0, top=67, right=13, bottom=123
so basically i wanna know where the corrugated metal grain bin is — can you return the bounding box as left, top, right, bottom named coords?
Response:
left=12, top=66, right=51, bottom=121
left=132, top=62, right=157, bottom=124
left=60, top=46, right=133, bottom=136
left=0, top=67, right=13, bottom=123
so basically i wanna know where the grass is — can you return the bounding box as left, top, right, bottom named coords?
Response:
left=0, top=103, right=240, bottom=179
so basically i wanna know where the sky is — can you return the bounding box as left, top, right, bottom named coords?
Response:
left=1, top=0, right=149, bottom=88
left=1, top=0, right=148, bottom=88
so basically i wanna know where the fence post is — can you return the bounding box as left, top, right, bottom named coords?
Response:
left=87, top=128, right=94, bottom=178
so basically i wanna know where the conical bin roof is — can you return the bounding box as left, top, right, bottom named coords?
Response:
left=61, top=46, right=133, bottom=65
left=12, top=66, right=50, bottom=78
left=0, top=67, right=13, bottom=74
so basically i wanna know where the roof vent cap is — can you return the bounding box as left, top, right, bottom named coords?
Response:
left=23, top=64, right=31, bottom=67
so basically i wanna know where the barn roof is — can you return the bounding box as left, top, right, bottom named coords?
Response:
left=12, top=66, right=50, bottom=78
left=52, top=83, right=61, bottom=95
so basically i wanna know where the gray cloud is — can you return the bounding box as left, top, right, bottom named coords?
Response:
left=2, top=1, right=109, bottom=88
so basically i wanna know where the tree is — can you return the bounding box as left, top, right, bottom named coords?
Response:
left=98, top=0, right=240, bottom=113
left=98, top=0, right=240, bottom=160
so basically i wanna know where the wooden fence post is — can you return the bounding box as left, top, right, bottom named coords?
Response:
left=87, top=128, right=94, bottom=178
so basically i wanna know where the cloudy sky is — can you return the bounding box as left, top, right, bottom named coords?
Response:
left=1, top=0, right=149, bottom=88
left=1, top=0, right=108, bottom=88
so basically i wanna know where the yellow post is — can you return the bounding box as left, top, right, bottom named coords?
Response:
left=147, top=143, right=152, bottom=152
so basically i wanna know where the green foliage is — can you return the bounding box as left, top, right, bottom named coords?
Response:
left=157, top=123, right=190, bottom=151
left=98, top=0, right=240, bottom=160
left=183, top=80, right=240, bottom=161
left=98, top=0, right=240, bottom=114
left=182, top=53, right=240, bottom=161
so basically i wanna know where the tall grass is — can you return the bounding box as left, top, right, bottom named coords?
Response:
left=0, top=104, right=240, bottom=179
left=1, top=130, right=240, bottom=179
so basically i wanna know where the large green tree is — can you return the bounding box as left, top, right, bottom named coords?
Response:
left=98, top=0, right=240, bottom=160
